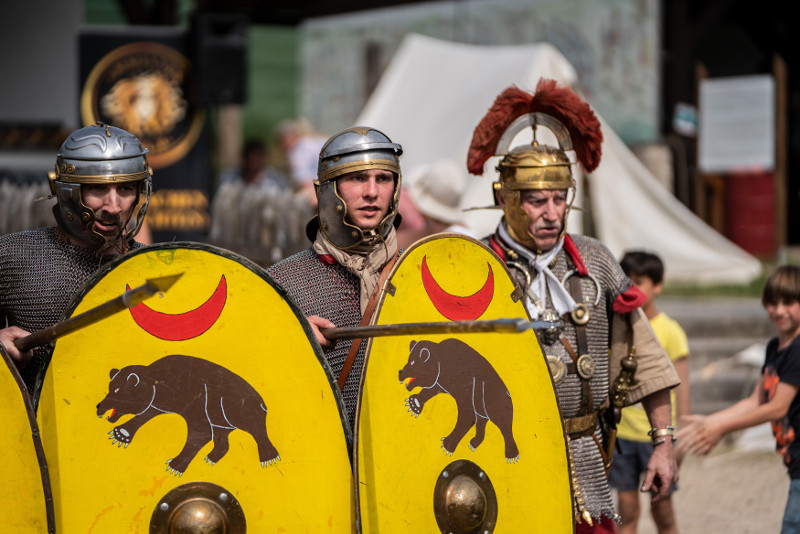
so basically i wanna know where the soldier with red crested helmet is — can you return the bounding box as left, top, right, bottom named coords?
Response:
left=469, top=79, right=680, bottom=531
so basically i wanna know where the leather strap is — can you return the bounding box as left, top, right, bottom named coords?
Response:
left=566, top=271, right=592, bottom=416
left=336, top=248, right=399, bottom=391
left=563, top=412, right=598, bottom=437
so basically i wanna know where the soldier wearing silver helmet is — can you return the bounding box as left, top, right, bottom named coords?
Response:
left=468, top=80, right=679, bottom=530
left=0, top=123, right=152, bottom=395
left=268, top=126, right=403, bottom=428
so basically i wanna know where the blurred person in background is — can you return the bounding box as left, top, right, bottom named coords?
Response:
left=275, top=117, right=327, bottom=208
left=610, top=250, right=690, bottom=534
left=217, top=138, right=288, bottom=193
left=396, top=158, right=476, bottom=248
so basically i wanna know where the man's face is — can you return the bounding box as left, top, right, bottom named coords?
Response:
left=82, top=182, right=138, bottom=242
left=337, top=169, right=395, bottom=231
left=517, top=189, right=567, bottom=252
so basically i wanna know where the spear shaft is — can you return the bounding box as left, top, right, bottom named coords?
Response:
left=13, top=273, right=182, bottom=353
left=320, top=318, right=562, bottom=341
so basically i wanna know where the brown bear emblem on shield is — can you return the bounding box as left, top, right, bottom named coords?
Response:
left=96, top=354, right=280, bottom=476
left=398, top=338, right=519, bottom=462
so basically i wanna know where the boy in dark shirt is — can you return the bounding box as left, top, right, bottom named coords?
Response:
left=678, top=265, right=800, bottom=533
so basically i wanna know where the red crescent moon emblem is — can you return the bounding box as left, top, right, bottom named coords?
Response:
left=421, top=256, right=494, bottom=321
left=128, top=275, right=227, bottom=341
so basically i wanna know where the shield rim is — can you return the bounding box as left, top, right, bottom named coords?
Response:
left=1, top=343, right=56, bottom=533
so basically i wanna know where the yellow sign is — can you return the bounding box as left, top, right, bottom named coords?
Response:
left=37, top=244, right=354, bottom=532
left=147, top=189, right=210, bottom=232
left=357, top=234, right=572, bottom=533
left=1, top=347, right=53, bottom=533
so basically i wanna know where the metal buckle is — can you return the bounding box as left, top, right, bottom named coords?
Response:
left=538, top=309, right=564, bottom=345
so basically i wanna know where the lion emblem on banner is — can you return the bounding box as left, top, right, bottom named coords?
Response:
left=101, top=73, right=187, bottom=137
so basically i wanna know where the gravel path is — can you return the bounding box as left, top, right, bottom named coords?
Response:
left=633, top=424, right=789, bottom=534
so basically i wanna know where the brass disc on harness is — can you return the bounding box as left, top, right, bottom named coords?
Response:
left=570, top=303, right=590, bottom=326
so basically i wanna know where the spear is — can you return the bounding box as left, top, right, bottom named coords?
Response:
left=320, top=317, right=563, bottom=341
left=13, top=273, right=183, bottom=353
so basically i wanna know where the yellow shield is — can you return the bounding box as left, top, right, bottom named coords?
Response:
left=37, top=243, right=354, bottom=533
left=356, top=234, right=572, bottom=533
left=0, top=347, right=54, bottom=533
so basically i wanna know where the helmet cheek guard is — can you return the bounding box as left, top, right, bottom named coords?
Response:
left=50, top=122, right=152, bottom=249
left=312, top=126, right=403, bottom=251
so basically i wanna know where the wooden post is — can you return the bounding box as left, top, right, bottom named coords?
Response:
left=773, top=53, right=788, bottom=253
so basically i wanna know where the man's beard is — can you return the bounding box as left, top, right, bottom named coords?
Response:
left=93, top=212, right=131, bottom=257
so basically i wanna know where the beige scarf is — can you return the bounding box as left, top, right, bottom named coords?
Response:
left=313, top=228, right=399, bottom=314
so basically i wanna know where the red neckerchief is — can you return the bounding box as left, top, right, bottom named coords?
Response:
left=317, top=253, right=337, bottom=265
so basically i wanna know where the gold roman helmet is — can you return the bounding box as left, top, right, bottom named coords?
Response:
left=467, top=79, right=603, bottom=250
left=49, top=122, right=152, bottom=249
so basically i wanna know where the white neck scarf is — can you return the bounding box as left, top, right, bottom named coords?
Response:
left=497, top=222, right=576, bottom=320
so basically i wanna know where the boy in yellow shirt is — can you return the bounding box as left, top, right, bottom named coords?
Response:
left=609, top=251, right=690, bottom=534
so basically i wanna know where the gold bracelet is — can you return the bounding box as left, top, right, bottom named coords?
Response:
left=647, top=426, right=676, bottom=445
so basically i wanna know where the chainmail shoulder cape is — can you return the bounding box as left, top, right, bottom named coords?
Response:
left=0, top=226, right=142, bottom=397
left=267, top=248, right=364, bottom=430
left=487, top=231, right=634, bottom=522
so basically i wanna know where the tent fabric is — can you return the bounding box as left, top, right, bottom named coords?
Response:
left=357, top=33, right=761, bottom=284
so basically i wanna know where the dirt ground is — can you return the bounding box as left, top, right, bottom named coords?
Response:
left=631, top=424, right=789, bottom=534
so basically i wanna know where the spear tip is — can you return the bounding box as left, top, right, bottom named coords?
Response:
left=146, top=273, right=184, bottom=293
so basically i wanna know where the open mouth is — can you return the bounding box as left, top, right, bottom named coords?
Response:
left=94, top=221, right=120, bottom=235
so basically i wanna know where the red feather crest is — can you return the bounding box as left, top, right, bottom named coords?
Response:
left=467, top=79, right=603, bottom=176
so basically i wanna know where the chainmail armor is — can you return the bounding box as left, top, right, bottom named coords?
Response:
left=267, top=248, right=364, bottom=429
left=0, top=226, right=142, bottom=397
left=489, top=232, right=633, bottom=521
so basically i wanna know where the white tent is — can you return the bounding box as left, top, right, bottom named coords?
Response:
left=357, top=34, right=761, bottom=284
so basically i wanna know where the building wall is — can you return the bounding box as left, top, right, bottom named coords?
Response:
left=300, top=0, right=659, bottom=144
left=0, top=0, right=84, bottom=130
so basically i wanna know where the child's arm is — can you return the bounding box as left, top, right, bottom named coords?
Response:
left=678, top=378, right=798, bottom=455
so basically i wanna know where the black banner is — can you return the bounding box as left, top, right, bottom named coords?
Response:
left=79, top=28, right=211, bottom=242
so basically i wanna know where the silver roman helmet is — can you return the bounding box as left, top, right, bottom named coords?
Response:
left=311, top=126, right=403, bottom=250
left=49, top=122, right=152, bottom=248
